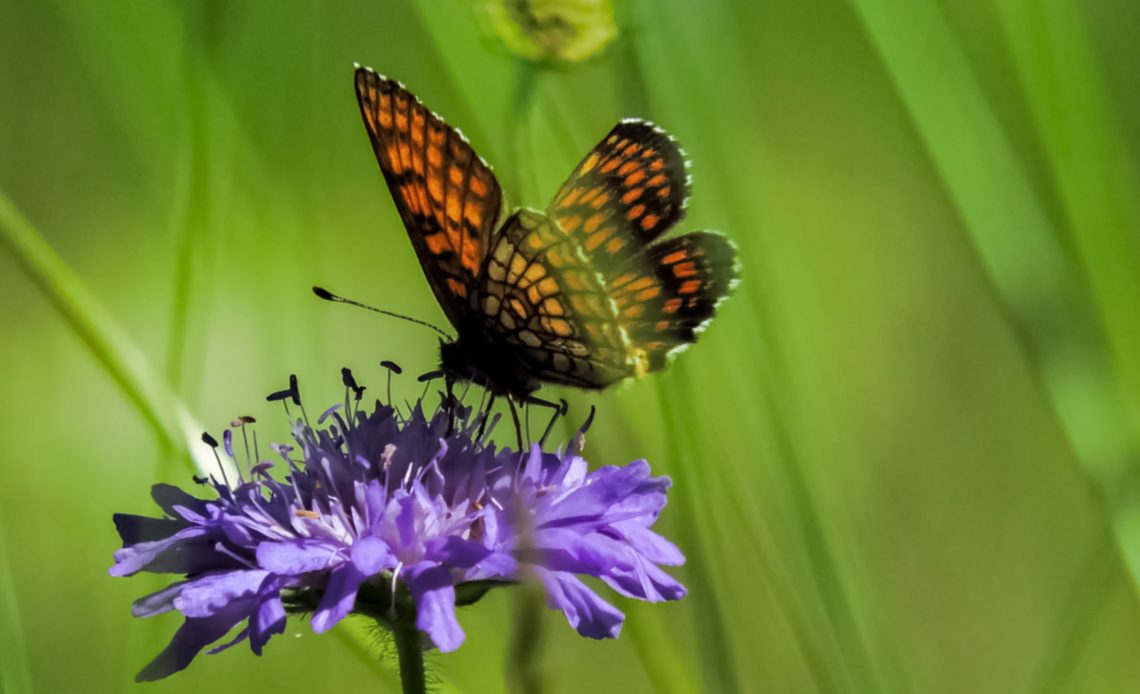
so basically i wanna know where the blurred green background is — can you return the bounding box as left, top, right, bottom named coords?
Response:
left=3, top=0, right=1140, bottom=692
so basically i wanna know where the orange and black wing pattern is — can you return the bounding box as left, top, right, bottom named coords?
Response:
left=474, top=209, right=641, bottom=388
left=355, top=66, right=503, bottom=328
left=546, top=120, right=738, bottom=372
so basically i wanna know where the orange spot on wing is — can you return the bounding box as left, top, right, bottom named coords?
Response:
left=636, top=286, right=661, bottom=301
left=464, top=201, right=482, bottom=227
left=449, top=166, right=464, bottom=185
left=626, top=276, right=655, bottom=292
left=648, top=174, right=668, bottom=187
left=559, top=188, right=582, bottom=207
left=625, top=169, right=646, bottom=186
left=401, top=186, right=420, bottom=214
left=591, top=192, right=610, bottom=208
left=425, top=233, right=449, bottom=254
left=584, top=213, right=604, bottom=233
left=623, top=142, right=642, bottom=156
left=469, top=176, right=488, bottom=198
left=655, top=320, right=670, bottom=331
left=622, top=304, right=645, bottom=319
left=581, top=153, right=600, bottom=173
left=673, top=261, right=697, bottom=278
left=560, top=215, right=582, bottom=233
left=664, top=298, right=682, bottom=313
left=618, top=160, right=638, bottom=176
left=601, top=157, right=622, bottom=174
left=585, top=230, right=609, bottom=251
left=662, top=250, right=687, bottom=264
left=680, top=280, right=701, bottom=294
left=650, top=159, right=665, bottom=171
left=627, top=204, right=646, bottom=221
left=427, top=175, right=444, bottom=203
left=658, top=185, right=671, bottom=198
left=640, top=213, right=660, bottom=230
left=605, top=237, right=625, bottom=253
left=461, top=244, right=480, bottom=274
left=447, top=277, right=468, bottom=298
left=621, top=188, right=643, bottom=205
left=426, top=147, right=442, bottom=168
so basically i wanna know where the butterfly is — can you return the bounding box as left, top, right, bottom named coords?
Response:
left=353, top=65, right=737, bottom=417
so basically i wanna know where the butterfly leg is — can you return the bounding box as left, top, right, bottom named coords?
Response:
left=477, top=393, right=497, bottom=441
left=524, top=395, right=568, bottom=447
left=444, top=377, right=457, bottom=436
left=508, top=397, right=524, bottom=451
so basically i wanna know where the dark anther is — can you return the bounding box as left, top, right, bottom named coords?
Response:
left=353, top=385, right=366, bottom=401
left=380, top=360, right=403, bottom=374
left=267, top=375, right=300, bottom=405
left=192, top=474, right=209, bottom=485
left=238, top=415, right=256, bottom=424
left=201, top=432, right=219, bottom=448
left=341, top=367, right=359, bottom=391
left=417, top=370, right=444, bottom=383
left=312, top=286, right=335, bottom=301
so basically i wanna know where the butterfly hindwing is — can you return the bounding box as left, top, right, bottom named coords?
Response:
left=546, top=120, right=737, bottom=374
left=475, top=209, right=641, bottom=388
left=610, top=231, right=738, bottom=369
left=355, top=66, right=503, bottom=328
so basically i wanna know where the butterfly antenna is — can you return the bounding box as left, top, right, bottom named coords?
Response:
left=313, top=286, right=453, bottom=340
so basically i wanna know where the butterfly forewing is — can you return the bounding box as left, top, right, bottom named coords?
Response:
left=547, top=120, right=690, bottom=274
left=355, top=67, right=503, bottom=328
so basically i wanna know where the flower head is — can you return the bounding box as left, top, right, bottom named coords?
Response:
left=470, top=0, right=617, bottom=64
left=110, top=370, right=685, bottom=680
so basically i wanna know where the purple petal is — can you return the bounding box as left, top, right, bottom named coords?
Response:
left=135, top=598, right=255, bottom=681
left=609, top=521, right=685, bottom=566
left=405, top=562, right=463, bottom=652
left=533, top=528, right=634, bottom=576
left=537, top=569, right=624, bottom=639
left=110, top=526, right=221, bottom=577
left=351, top=536, right=393, bottom=575
left=310, top=563, right=366, bottom=633
left=151, top=483, right=210, bottom=518
left=426, top=536, right=492, bottom=568
left=601, top=559, right=687, bottom=602
left=131, top=580, right=189, bottom=618
left=173, top=570, right=269, bottom=618
left=113, top=514, right=188, bottom=545
left=250, top=576, right=287, bottom=655
left=256, top=539, right=345, bottom=575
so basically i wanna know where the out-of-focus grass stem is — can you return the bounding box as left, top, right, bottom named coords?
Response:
left=0, top=524, right=34, bottom=694
left=0, top=190, right=188, bottom=460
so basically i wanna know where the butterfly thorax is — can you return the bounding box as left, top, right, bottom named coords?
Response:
left=439, top=332, right=540, bottom=399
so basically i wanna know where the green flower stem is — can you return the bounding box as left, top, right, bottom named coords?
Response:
left=392, top=623, right=426, bottom=694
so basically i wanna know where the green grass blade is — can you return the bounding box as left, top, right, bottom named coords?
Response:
left=0, top=190, right=199, bottom=464
left=995, top=0, right=1140, bottom=495
left=0, top=524, right=35, bottom=694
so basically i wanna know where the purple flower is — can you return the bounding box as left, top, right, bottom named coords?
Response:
left=110, top=372, right=686, bottom=680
